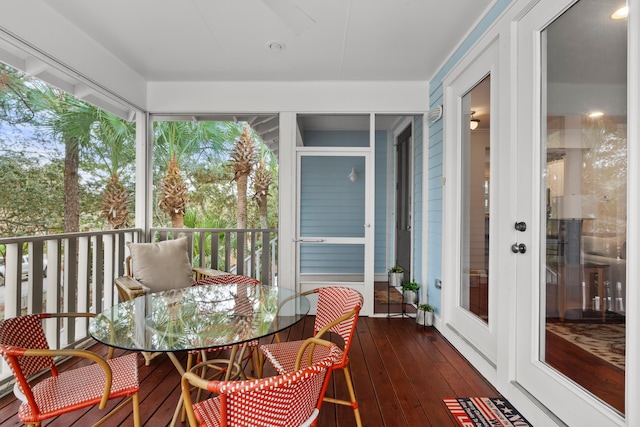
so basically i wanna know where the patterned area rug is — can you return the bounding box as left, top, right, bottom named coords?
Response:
left=374, top=286, right=403, bottom=304
left=444, top=397, right=532, bottom=427
left=546, top=322, right=625, bottom=370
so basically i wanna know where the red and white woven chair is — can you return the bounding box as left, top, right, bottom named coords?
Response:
left=0, top=312, right=141, bottom=427
left=260, top=286, right=364, bottom=427
left=194, top=274, right=261, bottom=286
left=187, top=276, right=262, bottom=378
left=181, top=338, right=340, bottom=427
left=178, top=276, right=262, bottom=423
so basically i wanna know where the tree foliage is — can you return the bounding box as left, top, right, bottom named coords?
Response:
left=0, top=63, right=279, bottom=237
left=229, top=125, right=257, bottom=230
left=0, top=154, right=64, bottom=235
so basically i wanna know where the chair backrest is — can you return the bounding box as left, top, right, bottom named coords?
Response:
left=215, top=355, right=334, bottom=426
left=0, top=314, right=56, bottom=406
left=195, top=274, right=260, bottom=286
left=313, top=287, right=364, bottom=356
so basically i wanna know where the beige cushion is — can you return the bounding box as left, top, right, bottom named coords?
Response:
left=126, top=237, right=193, bottom=292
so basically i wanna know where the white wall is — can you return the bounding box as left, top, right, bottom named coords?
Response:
left=146, top=81, right=428, bottom=113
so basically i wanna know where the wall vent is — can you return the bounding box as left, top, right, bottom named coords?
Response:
left=427, top=105, right=443, bottom=123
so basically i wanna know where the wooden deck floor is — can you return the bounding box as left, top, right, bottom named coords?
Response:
left=0, top=316, right=499, bottom=427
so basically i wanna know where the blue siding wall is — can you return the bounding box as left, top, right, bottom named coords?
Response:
left=426, top=0, right=513, bottom=313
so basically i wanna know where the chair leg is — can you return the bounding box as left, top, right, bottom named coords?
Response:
left=323, top=366, right=362, bottom=427
left=132, top=392, right=141, bottom=427
left=342, top=365, right=362, bottom=427
left=250, top=346, right=260, bottom=378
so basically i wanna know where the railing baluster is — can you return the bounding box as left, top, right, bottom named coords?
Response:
left=93, top=235, right=104, bottom=313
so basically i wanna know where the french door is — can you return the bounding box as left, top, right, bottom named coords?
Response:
left=442, top=41, right=499, bottom=364
left=515, top=0, right=628, bottom=424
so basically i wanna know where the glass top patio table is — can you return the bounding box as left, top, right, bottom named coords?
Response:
left=89, top=283, right=310, bottom=354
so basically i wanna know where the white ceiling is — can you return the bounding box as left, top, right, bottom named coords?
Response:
left=43, top=0, right=492, bottom=83
left=0, top=0, right=493, bottom=152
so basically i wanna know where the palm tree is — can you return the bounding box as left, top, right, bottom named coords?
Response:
left=1, top=64, right=135, bottom=232
left=252, top=159, right=273, bottom=229
left=230, top=125, right=257, bottom=230
left=158, top=155, right=190, bottom=228
left=100, top=174, right=130, bottom=229
left=154, top=121, right=228, bottom=228
left=90, top=111, right=135, bottom=228
left=35, top=86, right=104, bottom=232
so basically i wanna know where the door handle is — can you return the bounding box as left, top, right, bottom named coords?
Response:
left=511, top=243, right=527, bottom=254
left=292, top=238, right=325, bottom=243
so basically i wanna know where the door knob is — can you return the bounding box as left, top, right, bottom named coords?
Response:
left=511, top=243, right=527, bottom=254
left=515, top=222, right=527, bottom=232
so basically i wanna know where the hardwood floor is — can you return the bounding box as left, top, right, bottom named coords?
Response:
left=0, top=316, right=499, bottom=427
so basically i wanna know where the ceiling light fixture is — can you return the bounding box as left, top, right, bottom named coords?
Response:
left=611, top=6, right=628, bottom=19
left=470, top=111, right=480, bottom=130
left=588, top=111, right=605, bottom=118
left=266, top=40, right=285, bottom=51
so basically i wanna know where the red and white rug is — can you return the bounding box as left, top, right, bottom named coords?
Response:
left=444, top=397, right=532, bottom=427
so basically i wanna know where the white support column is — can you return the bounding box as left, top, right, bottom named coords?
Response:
left=278, top=112, right=297, bottom=292
left=135, top=111, right=151, bottom=236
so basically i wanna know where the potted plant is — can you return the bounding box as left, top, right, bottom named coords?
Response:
left=417, top=303, right=434, bottom=326
left=388, top=266, right=404, bottom=287
left=400, top=280, right=420, bottom=304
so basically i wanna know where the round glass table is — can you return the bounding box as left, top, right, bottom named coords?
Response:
left=90, top=283, right=309, bottom=355
left=90, top=283, right=309, bottom=427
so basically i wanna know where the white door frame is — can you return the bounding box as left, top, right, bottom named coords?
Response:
left=294, top=143, right=375, bottom=316
left=392, top=117, right=414, bottom=284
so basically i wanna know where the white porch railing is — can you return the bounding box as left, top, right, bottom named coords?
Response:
left=0, top=227, right=278, bottom=389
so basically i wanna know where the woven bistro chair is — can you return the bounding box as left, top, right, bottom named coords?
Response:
left=181, top=338, right=340, bottom=427
left=177, top=277, right=263, bottom=423
left=260, top=286, right=364, bottom=427
left=0, top=312, right=141, bottom=427
left=188, top=274, right=262, bottom=375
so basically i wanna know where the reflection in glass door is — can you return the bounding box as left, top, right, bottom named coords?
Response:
left=461, top=76, right=491, bottom=324
left=541, top=0, right=627, bottom=413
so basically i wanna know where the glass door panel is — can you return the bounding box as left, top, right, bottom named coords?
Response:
left=461, top=75, right=491, bottom=324
left=541, top=0, right=627, bottom=413
left=515, top=0, right=628, bottom=422
left=299, top=156, right=366, bottom=239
